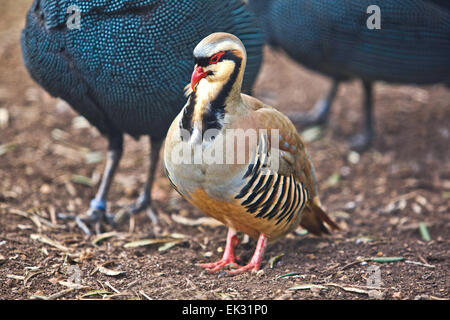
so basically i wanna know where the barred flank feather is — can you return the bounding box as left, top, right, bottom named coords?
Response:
left=235, top=133, right=310, bottom=227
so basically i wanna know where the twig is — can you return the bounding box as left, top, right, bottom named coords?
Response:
left=338, top=258, right=370, bottom=271
left=139, top=290, right=152, bottom=300
left=47, top=288, right=76, bottom=300
left=105, top=281, right=121, bottom=294
left=30, top=234, right=70, bottom=252
left=405, top=260, right=435, bottom=268
left=325, top=282, right=383, bottom=294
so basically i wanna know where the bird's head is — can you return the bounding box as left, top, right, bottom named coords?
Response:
left=190, top=32, right=247, bottom=94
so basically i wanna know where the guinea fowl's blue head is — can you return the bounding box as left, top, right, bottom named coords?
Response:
left=190, top=32, right=247, bottom=95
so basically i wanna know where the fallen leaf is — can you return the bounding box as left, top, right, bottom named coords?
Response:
left=0, top=108, right=9, bottom=128
left=7, top=274, right=25, bottom=281
left=158, top=241, right=180, bottom=252
left=91, top=231, right=125, bottom=246
left=268, top=254, right=284, bottom=269
left=96, top=265, right=125, bottom=277
left=24, top=270, right=44, bottom=286
left=277, top=272, right=301, bottom=279
left=81, top=289, right=113, bottom=298
left=171, top=214, right=222, bottom=227
left=326, top=283, right=370, bottom=295
left=419, top=222, right=431, bottom=242
left=84, top=151, right=104, bottom=164
left=289, top=284, right=327, bottom=291
left=0, top=143, right=16, bottom=157
left=300, top=126, right=322, bottom=143
left=124, top=238, right=179, bottom=248
left=58, top=281, right=86, bottom=289
left=71, top=174, right=94, bottom=187
left=30, top=234, right=70, bottom=252
left=370, top=257, right=404, bottom=263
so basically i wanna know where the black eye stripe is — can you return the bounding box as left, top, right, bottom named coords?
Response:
left=194, top=50, right=237, bottom=67
left=194, top=57, right=210, bottom=67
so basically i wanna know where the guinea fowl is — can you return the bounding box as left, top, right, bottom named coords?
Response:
left=21, top=0, right=263, bottom=235
left=248, top=0, right=450, bottom=151
left=164, top=33, right=339, bottom=273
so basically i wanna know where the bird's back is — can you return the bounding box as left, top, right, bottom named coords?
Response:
left=21, top=0, right=263, bottom=139
left=249, top=0, right=450, bottom=85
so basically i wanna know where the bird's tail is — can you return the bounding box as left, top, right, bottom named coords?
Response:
left=300, top=197, right=340, bottom=236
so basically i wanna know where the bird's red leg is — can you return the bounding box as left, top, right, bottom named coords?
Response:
left=199, top=228, right=240, bottom=272
left=228, top=233, right=267, bottom=274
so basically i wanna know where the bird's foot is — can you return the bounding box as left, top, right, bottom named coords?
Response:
left=226, top=233, right=266, bottom=275
left=226, top=261, right=260, bottom=275
left=199, top=257, right=240, bottom=273
left=58, top=199, right=116, bottom=236
left=349, top=131, right=373, bottom=152
left=113, top=193, right=159, bottom=226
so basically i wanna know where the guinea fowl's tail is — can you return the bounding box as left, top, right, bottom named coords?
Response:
left=300, top=197, right=340, bottom=236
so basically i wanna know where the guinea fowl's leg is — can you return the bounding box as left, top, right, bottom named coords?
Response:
left=76, top=134, right=123, bottom=235
left=115, top=137, right=162, bottom=225
left=349, top=80, right=374, bottom=152
left=228, top=233, right=267, bottom=274
left=199, top=228, right=240, bottom=272
left=290, top=80, right=339, bottom=127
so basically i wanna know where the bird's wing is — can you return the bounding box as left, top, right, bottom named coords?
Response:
left=36, top=0, right=161, bottom=30
left=238, top=95, right=339, bottom=235
left=243, top=94, right=316, bottom=195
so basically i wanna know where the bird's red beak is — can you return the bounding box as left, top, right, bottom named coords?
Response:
left=191, top=65, right=208, bottom=92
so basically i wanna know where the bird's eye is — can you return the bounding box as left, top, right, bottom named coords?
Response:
left=209, top=52, right=225, bottom=65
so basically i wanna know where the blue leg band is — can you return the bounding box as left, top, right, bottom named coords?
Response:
left=90, top=199, right=106, bottom=211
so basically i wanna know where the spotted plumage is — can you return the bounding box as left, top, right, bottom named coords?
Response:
left=21, top=0, right=263, bottom=234
left=248, top=0, right=450, bottom=151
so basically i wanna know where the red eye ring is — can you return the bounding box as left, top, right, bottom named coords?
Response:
left=209, top=51, right=225, bottom=65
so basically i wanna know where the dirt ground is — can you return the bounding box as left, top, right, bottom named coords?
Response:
left=0, top=1, right=449, bottom=300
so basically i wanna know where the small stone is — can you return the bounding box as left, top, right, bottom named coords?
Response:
left=412, top=203, right=422, bottom=214
left=392, top=292, right=402, bottom=299
left=347, top=151, right=360, bottom=164
left=40, top=184, right=51, bottom=194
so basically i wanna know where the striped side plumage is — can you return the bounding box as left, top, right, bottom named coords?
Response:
left=235, top=133, right=309, bottom=226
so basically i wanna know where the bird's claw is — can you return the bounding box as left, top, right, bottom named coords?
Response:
left=59, top=196, right=158, bottom=236
left=76, top=205, right=117, bottom=236
left=58, top=199, right=116, bottom=236
left=198, top=259, right=240, bottom=273
left=113, top=195, right=159, bottom=225
left=226, top=263, right=260, bottom=275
